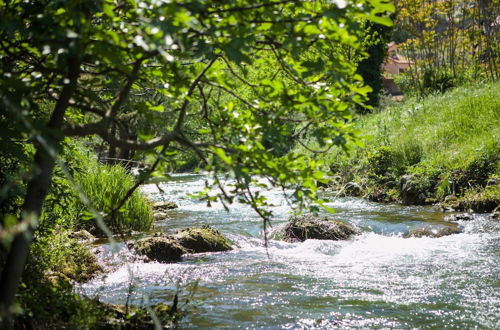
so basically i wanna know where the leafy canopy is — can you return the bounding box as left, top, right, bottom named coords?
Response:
left=0, top=0, right=394, bottom=225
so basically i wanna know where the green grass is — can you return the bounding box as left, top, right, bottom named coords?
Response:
left=73, top=162, right=153, bottom=234
left=316, top=81, right=500, bottom=201
left=42, top=143, right=153, bottom=235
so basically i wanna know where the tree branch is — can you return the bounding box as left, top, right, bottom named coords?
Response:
left=174, top=54, right=221, bottom=132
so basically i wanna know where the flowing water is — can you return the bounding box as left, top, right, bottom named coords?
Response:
left=80, top=174, right=500, bottom=329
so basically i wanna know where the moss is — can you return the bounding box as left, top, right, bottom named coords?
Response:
left=133, top=235, right=185, bottom=263
left=283, top=215, right=359, bottom=242
left=444, top=184, right=500, bottom=213
left=365, top=185, right=399, bottom=203
left=69, top=229, right=96, bottom=242
left=174, top=226, right=232, bottom=253
left=28, top=229, right=102, bottom=283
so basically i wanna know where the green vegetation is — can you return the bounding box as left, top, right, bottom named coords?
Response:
left=15, top=229, right=105, bottom=328
left=320, top=82, right=500, bottom=209
left=0, top=0, right=497, bottom=327
left=1, top=0, right=395, bottom=327
left=41, top=143, right=153, bottom=235
left=73, top=162, right=153, bottom=234
left=394, top=0, right=498, bottom=97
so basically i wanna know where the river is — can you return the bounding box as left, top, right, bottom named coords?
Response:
left=79, top=174, right=500, bottom=328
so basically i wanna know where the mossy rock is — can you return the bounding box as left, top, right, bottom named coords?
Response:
left=337, top=182, right=363, bottom=197
left=283, top=215, right=359, bottom=243
left=445, top=187, right=499, bottom=213
left=134, top=236, right=185, bottom=263
left=59, top=242, right=103, bottom=283
left=153, top=212, right=169, bottom=221
left=406, top=225, right=461, bottom=238
left=174, top=226, right=232, bottom=253
left=69, top=230, right=96, bottom=242
left=153, top=201, right=179, bottom=210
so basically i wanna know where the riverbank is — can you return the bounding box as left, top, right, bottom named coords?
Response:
left=316, top=82, right=500, bottom=212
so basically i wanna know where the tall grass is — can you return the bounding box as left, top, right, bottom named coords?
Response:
left=321, top=81, right=500, bottom=184
left=42, top=143, right=153, bottom=234
left=73, top=162, right=153, bottom=233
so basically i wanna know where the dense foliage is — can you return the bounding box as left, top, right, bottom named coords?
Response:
left=394, top=0, right=499, bottom=95
left=0, top=0, right=394, bottom=326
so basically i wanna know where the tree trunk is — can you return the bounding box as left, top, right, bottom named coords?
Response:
left=0, top=57, right=79, bottom=328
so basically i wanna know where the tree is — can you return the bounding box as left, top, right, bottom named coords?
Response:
left=0, top=0, right=393, bottom=323
left=356, top=21, right=392, bottom=110
left=394, top=0, right=499, bottom=96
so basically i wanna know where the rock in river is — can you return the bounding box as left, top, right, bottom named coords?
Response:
left=444, top=213, right=473, bottom=222
left=283, top=215, right=359, bottom=243
left=152, top=201, right=178, bottom=210
left=406, top=225, right=461, bottom=238
left=174, top=226, right=232, bottom=253
left=133, top=226, right=232, bottom=262
left=153, top=211, right=169, bottom=221
left=133, top=235, right=185, bottom=263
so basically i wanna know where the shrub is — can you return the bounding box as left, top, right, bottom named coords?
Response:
left=367, top=145, right=395, bottom=179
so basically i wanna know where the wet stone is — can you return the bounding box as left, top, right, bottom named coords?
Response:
left=174, top=225, right=232, bottom=253
left=133, top=236, right=185, bottom=263
left=283, top=215, right=359, bottom=243
left=406, top=225, right=461, bottom=238
left=153, top=201, right=179, bottom=211
left=444, top=213, right=474, bottom=222
left=153, top=212, right=169, bottom=221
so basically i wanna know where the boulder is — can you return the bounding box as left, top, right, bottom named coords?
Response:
left=133, top=236, right=185, bottom=263
left=406, top=225, right=461, bottom=238
left=400, top=175, right=426, bottom=205
left=174, top=226, right=232, bottom=253
left=283, top=215, right=359, bottom=243
left=153, top=212, right=169, bottom=221
left=69, top=230, right=96, bottom=242
left=153, top=201, right=178, bottom=211
left=338, top=182, right=362, bottom=197
left=444, top=213, right=473, bottom=222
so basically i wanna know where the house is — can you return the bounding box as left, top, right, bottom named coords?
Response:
left=382, top=42, right=413, bottom=75
left=381, top=42, right=413, bottom=98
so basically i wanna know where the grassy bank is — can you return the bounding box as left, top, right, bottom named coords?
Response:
left=320, top=81, right=500, bottom=211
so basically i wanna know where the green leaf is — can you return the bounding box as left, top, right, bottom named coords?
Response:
left=211, top=147, right=232, bottom=165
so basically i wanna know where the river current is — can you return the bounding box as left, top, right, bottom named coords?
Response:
left=79, top=174, right=500, bottom=329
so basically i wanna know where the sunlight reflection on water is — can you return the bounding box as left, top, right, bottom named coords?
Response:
left=79, top=174, right=500, bottom=329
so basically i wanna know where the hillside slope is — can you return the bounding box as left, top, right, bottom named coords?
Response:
left=323, top=82, right=500, bottom=212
